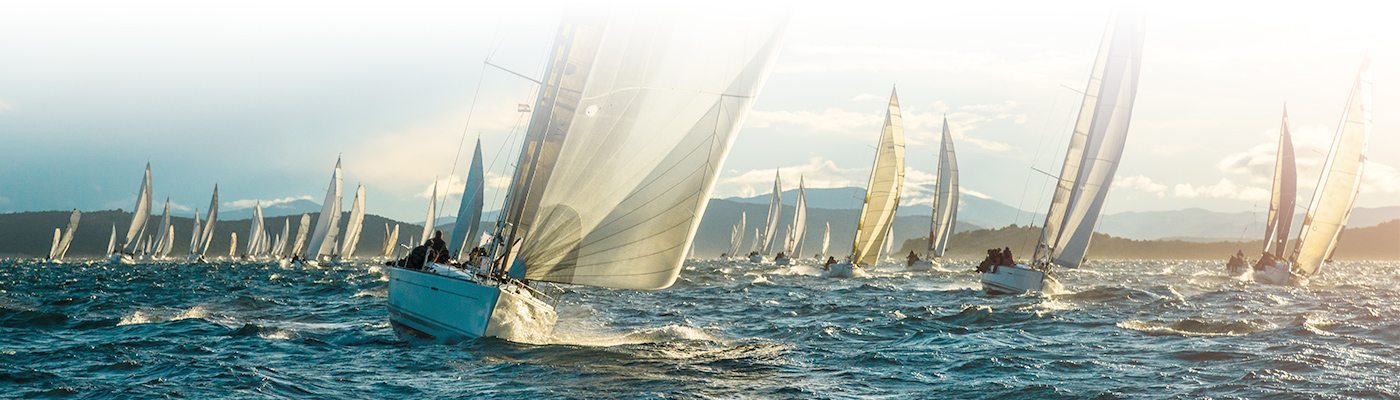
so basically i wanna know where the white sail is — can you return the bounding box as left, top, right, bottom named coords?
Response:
left=55, top=209, right=81, bottom=259
left=929, top=117, right=960, bottom=258
left=121, top=163, right=154, bottom=254
left=1262, top=108, right=1297, bottom=257
left=323, top=195, right=342, bottom=257
left=421, top=181, right=438, bottom=246
left=761, top=171, right=783, bottom=255
left=450, top=140, right=487, bottom=259
left=728, top=211, right=747, bottom=256
left=340, top=185, right=367, bottom=258
left=162, top=225, right=175, bottom=257
left=228, top=232, right=237, bottom=257
left=884, top=224, right=895, bottom=259
left=247, top=202, right=264, bottom=256
left=382, top=224, right=400, bottom=258
left=305, top=158, right=344, bottom=258
left=496, top=11, right=785, bottom=290
left=197, top=185, right=219, bottom=256
left=189, top=209, right=202, bottom=254
left=786, top=177, right=807, bottom=255
left=1290, top=59, right=1372, bottom=276
left=106, top=224, right=116, bottom=255
left=48, top=228, right=61, bottom=260
left=291, top=214, right=311, bottom=256
left=1033, top=12, right=1144, bottom=268
left=820, top=222, right=830, bottom=258
left=154, top=198, right=173, bottom=257
left=276, top=219, right=291, bottom=256
left=749, top=227, right=761, bottom=253
left=849, top=88, right=906, bottom=267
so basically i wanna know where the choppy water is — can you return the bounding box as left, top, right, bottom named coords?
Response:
left=1, top=258, right=1396, bottom=399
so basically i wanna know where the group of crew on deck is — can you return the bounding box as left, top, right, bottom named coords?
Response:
left=1227, top=249, right=1281, bottom=272
left=976, top=247, right=1017, bottom=273
left=387, top=230, right=490, bottom=272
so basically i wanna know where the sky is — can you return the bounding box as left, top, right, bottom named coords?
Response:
left=2, top=0, right=1397, bottom=223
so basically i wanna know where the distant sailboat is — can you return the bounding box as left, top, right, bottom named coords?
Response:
left=106, top=224, right=116, bottom=256
left=47, top=209, right=81, bottom=262
left=338, top=184, right=367, bottom=261
left=911, top=118, right=959, bottom=271
left=387, top=9, right=785, bottom=342
left=982, top=12, right=1144, bottom=295
left=818, top=222, right=830, bottom=260
left=246, top=201, right=265, bottom=260
left=449, top=140, right=486, bottom=262
left=303, top=158, right=344, bottom=266
left=1256, top=59, right=1371, bottom=286
left=151, top=198, right=173, bottom=261
left=752, top=171, right=782, bottom=263
left=228, top=232, right=237, bottom=258
left=1229, top=108, right=1296, bottom=276
left=381, top=224, right=400, bottom=259
left=190, top=185, right=219, bottom=263
left=829, top=88, right=905, bottom=278
left=111, top=163, right=153, bottom=265
left=775, top=177, right=807, bottom=266
left=726, top=212, right=746, bottom=259
left=289, top=214, right=311, bottom=257
left=47, top=228, right=61, bottom=262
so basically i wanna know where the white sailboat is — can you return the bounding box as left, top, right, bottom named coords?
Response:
left=388, top=9, right=784, bottom=342
left=190, top=185, right=219, bottom=263
left=726, top=211, right=746, bottom=259
left=752, top=171, right=782, bottom=263
left=106, top=224, right=116, bottom=257
left=775, top=177, right=807, bottom=266
left=911, top=117, right=959, bottom=271
left=1256, top=59, right=1371, bottom=286
left=302, top=158, right=344, bottom=266
left=382, top=224, right=401, bottom=259
left=982, top=12, right=1144, bottom=295
left=818, top=222, right=830, bottom=260
left=151, top=198, right=173, bottom=261
left=47, top=209, right=81, bottom=262
left=111, top=163, right=154, bottom=265
left=338, top=185, right=367, bottom=261
left=290, top=214, right=311, bottom=257
left=228, top=232, right=237, bottom=259
left=449, top=140, right=487, bottom=262
left=829, top=88, right=905, bottom=278
left=47, top=228, right=61, bottom=262
left=245, top=201, right=265, bottom=260
left=1229, top=109, right=1296, bottom=276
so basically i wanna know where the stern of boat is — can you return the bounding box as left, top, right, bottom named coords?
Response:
left=980, top=264, right=1045, bottom=295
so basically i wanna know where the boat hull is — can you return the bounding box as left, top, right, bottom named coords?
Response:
left=773, top=257, right=792, bottom=266
left=387, top=266, right=556, bottom=342
left=748, top=254, right=764, bottom=263
left=1253, top=261, right=1307, bottom=286
left=980, top=264, right=1045, bottom=295
left=907, top=259, right=937, bottom=271
left=108, top=254, right=134, bottom=265
left=826, top=262, right=862, bottom=278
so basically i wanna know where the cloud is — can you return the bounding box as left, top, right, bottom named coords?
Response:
left=1361, top=160, right=1400, bottom=194
left=1115, top=175, right=1167, bottom=197
left=224, top=195, right=313, bottom=210
left=1172, top=179, right=1269, bottom=202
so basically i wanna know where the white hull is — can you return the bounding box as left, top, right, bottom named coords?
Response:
left=773, top=256, right=792, bottom=266
left=387, top=265, right=556, bottom=342
left=1253, top=261, right=1308, bottom=286
left=980, top=264, right=1046, bottom=295
left=748, top=254, right=764, bottom=263
left=826, top=262, right=862, bottom=278
left=108, top=254, right=134, bottom=265
left=907, top=259, right=937, bottom=271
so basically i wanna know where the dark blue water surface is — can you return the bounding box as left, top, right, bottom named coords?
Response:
left=1, top=258, right=1396, bottom=399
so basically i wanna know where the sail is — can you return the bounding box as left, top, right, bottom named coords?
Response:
left=106, top=225, right=116, bottom=255
left=761, top=172, right=783, bottom=255
left=55, top=209, right=81, bottom=259
left=276, top=219, right=291, bottom=256
left=749, top=227, right=761, bottom=253
left=1262, top=108, right=1298, bottom=258
left=450, top=141, right=486, bottom=259
left=305, top=158, right=344, bottom=258
left=496, top=11, right=784, bottom=290
left=1034, top=12, right=1144, bottom=268
left=228, top=232, right=237, bottom=257
left=786, top=177, right=807, bottom=255
left=162, top=225, right=175, bottom=257
left=48, top=228, right=61, bottom=260
left=189, top=209, right=201, bottom=254
left=291, top=214, right=311, bottom=256
left=323, top=195, right=342, bottom=256
left=929, top=118, right=960, bottom=257
left=121, top=163, right=153, bottom=254
left=340, top=185, right=367, bottom=257
left=153, top=198, right=173, bottom=257
left=820, top=222, right=830, bottom=258
left=247, top=202, right=264, bottom=256
left=883, top=224, right=895, bottom=259
left=849, top=88, right=906, bottom=267
left=197, top=185, right=219, bottom=256
left=1290, top=60, right=1372, bottom=276
left=383, top=224, right=400, bottom=258
left=728, top=211, right=746, bottom=256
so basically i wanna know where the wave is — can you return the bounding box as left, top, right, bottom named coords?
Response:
left=1117, top=318, right=1275, bottom=337
left=117, top=305, right=211, bottom=326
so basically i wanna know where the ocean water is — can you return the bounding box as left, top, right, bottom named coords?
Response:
left=1, top=258, right=1396, bottom=399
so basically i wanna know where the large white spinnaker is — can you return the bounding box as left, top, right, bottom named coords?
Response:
left=1290, top=59, right=1372, bottom=276
left=305, top=158, right=344, bottom=259
left=121, top=163, right=154, bottom=254
left=761, top=172, right=783, bottom=255
left=55, top=209, right=81, bottom=259
left=786, top=177, right=807, bottom=255
left=495, top=12, right=786, bottom=290
left=929, top=118, right=960, bottom=258
left=339, top=185, right=367, bottom=258
left=849, top=88, right=906, bottom=268
left=1032, top=13, right=1144, bottom=268
left=450, top=141, right=487, bottom=259
left=1262, top=108, right=1297, bottom=258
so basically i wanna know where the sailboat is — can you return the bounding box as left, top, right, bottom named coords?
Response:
left=750, top=171, right=782, bottom=263
left=817, top=222, right=831, bottom=260
left=228, top=232, right=237, bottom=259
left=911, top=117, right=959, bottom=271
left=775, top=177, right=807, bottom=266
left=150, top=198, right=174, bottom=261
left=105, top=224, right=116, bottom=257
left=1229, top=109, right=1296, bottom=276
left=189, top=185, right=219, bottom=263
left=46, top=209, right=81, bottom=263
left=336, top=185, right=367, bottom=262
left=982, top=12, right=1144, bottom=295
left=110, top=163, right=154, bottom=265
left=387, top=9, right=784, bottom=342
left=301, top=158, right=344, bottom=266
left=449, top=140, right=486, bottom=263
left=725, top=212, right=746, bottom=259
left=1256, top=59, right=1371, bottom=286
left=381, top=223, right=401, bottom=260
left=245, top=201, right=266, bottom=261
left=828, top=88, right=905, bottom=278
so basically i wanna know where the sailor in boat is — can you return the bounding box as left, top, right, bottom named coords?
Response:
left=823, top=256, right=837, bottom=270
left=775, top=251, right=786, bottom=260
left=1002, top=247, right=1014, bottom=265
left=1252, top=252, right=1274, bottom=271
left=906, top=251, right=919, bottom=265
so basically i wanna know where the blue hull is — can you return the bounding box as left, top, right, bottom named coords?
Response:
left=387, top=267, right=501, bottom=342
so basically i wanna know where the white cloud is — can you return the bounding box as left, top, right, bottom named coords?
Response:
left=224, top=195, right=313, bottom=210
left=1115, top=175, right=1167, bottom=197
left=1172, top=179, right=1269, bottom=202
left=1361, top=160, right=1400, bottom=194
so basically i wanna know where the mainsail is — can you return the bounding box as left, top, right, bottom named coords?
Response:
left=1290, top=59, right=1372, bottom=276
left=305, top=158, right=344, bottom=258
left=154, top=198, right=173, bottom=257
left=228, top=232, right=237, bottom=257
left=1262, top=108, right=1297, bottom=257
left=291, top=214, right=311, bottom=256
left=189, top=209, right=202, bottom=254
left=820, top=222, right=830, bottom=258
left=496, top=11, right=785, bottom=290
left=55, top=209, right=81, bottom=260
left=340, top=185, right=367, bottom=257
left=106, top=225, right=116, bottom=255
left=247, top=202, right=265, bottom=256
left=197, top=185, right=219, bottom=256
left=1033, top=12, right=1144, bottom=268
left=382, top=224, right=400, bottom=258
left=785, top=177, right=807, bottom=255
left=761, top=172, right=783, bottom=255
left=728, top=211, right=747, bottom=256
left=449, top=140, right=486, bottom=259
left=928, top=117, right=959, bottom=258
left=420, top=181, right=439, bottom=246
left=849, top=88, right=906, bottom=267
left=48, top=228, right=61, bottom=260
left=121, top=163, right=154, bottom=254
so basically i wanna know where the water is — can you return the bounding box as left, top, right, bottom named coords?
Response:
left=2, top=259, right=1396, bottom=399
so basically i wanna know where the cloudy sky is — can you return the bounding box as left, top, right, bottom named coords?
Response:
left=2, top=0, right=1396, bottom=223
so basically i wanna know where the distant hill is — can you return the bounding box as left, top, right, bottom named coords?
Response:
left=219, top=199, right=323, bottom=220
